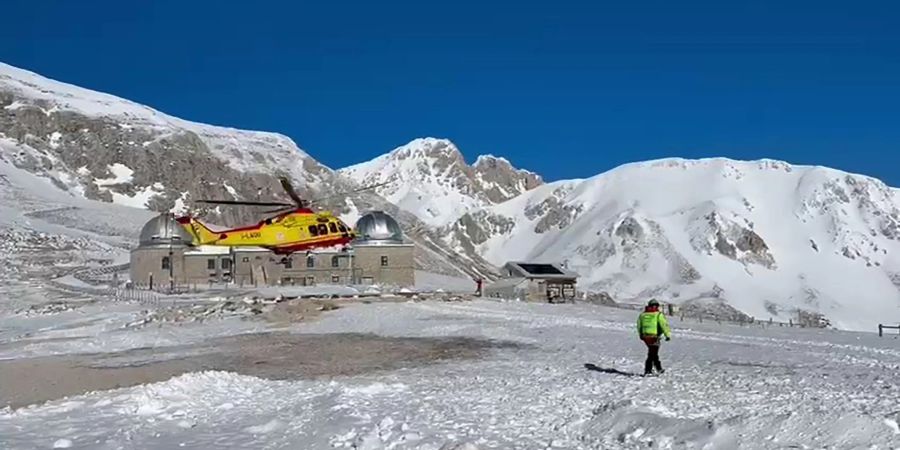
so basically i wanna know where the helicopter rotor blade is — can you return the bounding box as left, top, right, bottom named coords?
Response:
left=279, top=176, right=306, bottom=207
left=195, top=200, right=296, bottom=207
left=261, top=207, right=296, bottom=214
left=307, top=181, right=392, bottom=204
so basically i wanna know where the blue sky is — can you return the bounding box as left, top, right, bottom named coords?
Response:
left=2, top=0, right=899, bottom=183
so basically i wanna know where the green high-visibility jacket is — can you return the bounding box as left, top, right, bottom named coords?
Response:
left=637, top=310, right=671, bottom=338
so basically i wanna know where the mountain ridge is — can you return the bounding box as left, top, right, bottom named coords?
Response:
left=3, top=60, right=900, bottom=329
left=0, top=61, right=498, bottom=280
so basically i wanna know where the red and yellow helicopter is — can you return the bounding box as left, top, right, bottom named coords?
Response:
left=175, top=177, right=385, bottom=256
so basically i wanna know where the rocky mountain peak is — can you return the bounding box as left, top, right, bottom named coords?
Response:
left=338, top=138, right=542, bottom=226
left=393, top=137, right=462, bottom=159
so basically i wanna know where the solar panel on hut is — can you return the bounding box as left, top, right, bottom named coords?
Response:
left=516, top=263, right=564, bottom=275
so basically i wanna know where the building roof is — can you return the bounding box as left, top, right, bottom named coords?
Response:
left=231, top=246, right=276, bottom=253
left=138, top=213, right=195, bottom=248
left=184, top=245, right=232, bottom=256
left=353, top=211, right=405, bottom=246
left=503, top=261, right=578, bottom=280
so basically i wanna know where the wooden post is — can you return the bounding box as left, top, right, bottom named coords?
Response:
left=878, top=324, right=883, bottom=337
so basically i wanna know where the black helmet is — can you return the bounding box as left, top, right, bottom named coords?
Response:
left=648, top=299, right=660, bottom=307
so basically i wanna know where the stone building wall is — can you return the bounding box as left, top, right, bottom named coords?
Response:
left=352, top=245, right=415, bottom=287
left=129, top=247, right=186, bottom=288
left=132, top=244, right=416, bottom=288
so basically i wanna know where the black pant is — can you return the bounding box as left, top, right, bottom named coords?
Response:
left=644, top=339, right=663, bottom=374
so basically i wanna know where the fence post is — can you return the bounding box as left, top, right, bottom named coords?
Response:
left=879, top=324, right=883, bottom=337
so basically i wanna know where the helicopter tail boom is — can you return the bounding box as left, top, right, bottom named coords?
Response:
left=175, top=216, right=221, bottom=245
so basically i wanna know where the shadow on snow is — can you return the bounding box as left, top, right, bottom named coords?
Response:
left=583, top=363, right=639, bottom=377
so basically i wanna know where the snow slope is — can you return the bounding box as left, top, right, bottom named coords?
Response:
left=339, top=138, right=541, bottom=227
left=444, top=158, right=900, bottom=331
left=0, top=62, right=324, bottom=183
left=3, top=300, right=899, bottom=449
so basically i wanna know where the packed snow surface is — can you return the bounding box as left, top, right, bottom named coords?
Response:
left=2, top=300, right=899, bottom=449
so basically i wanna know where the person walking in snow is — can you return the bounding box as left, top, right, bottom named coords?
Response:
left=637, top=299, right=671, bottom=376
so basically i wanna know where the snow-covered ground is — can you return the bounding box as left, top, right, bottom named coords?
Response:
left=414, top=271, right=477, bottom=293
left=2, top=300, right=899, bottom=449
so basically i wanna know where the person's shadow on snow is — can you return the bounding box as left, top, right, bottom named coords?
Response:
left=583, top=363, right=639, bottom=377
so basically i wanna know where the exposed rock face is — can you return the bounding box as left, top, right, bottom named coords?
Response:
left=0, top=75, right=332, bottom=227
left=472, top=155, right=543, bottom=204
left=688, top=209, right=776, bottom=269
left=524, top=186, right=584, bottom=234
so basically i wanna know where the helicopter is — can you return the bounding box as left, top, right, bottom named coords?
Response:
left=175, top=176, right=386, bottom=259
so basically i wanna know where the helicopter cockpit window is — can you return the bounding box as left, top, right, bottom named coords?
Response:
left=338, top=224, right=347, bottom=232
left=308, top=225, right=319, bottom=236
left=317, top=224, right=328, bottom=235
left=329, top=223, right=338, bottom=233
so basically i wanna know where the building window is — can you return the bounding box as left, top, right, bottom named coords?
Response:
left=242, top=257, right=249, bottom=263
left=284, top=258, right=293, bottom=269
left=161, top=256, right=170, bottom=270
left=222, top=259, right=232, bottom=270
left=381, top=256, right=389, bottom=267
left=308, top=225, right=318, bottom=236
left=329, top=222, right=338, bottom=233
left=207, top=259, right=216, bottom=270
left=331, top=275, right=340, bottom=283
left=307, top=256, right=315, bottom=268
left=331, top=256, right=340, bottom=268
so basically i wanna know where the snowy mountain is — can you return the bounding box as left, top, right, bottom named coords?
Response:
left=339, top=138, right=542, bottom=227
left=0, top=62, right=334, bottom=219
left=4, top=61, right=900, bottom=329
left=0, top=62, right=497, bottom=280
left=441, top=158, right=900, bottom=330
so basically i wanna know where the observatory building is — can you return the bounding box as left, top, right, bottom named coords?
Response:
left=129, top=211, right=415, bottom=289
